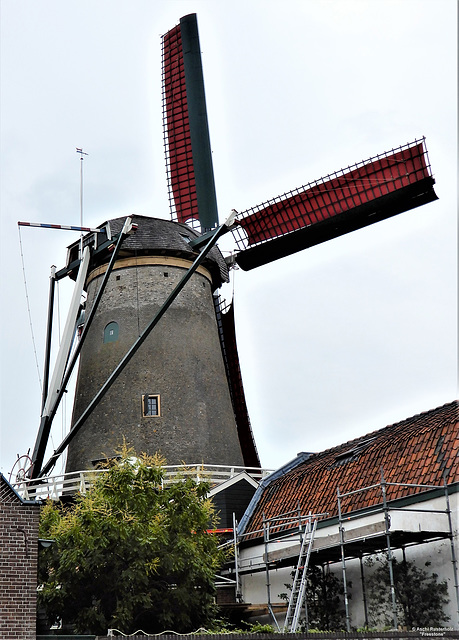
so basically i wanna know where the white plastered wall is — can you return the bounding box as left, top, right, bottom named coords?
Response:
left=239, top=491, right=458, bottom=629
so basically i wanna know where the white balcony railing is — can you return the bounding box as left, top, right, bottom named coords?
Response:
left=13, top=464, right=273, bottom=501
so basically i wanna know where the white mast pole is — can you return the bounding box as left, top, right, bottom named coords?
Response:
left=76, top=148, right=88, bottom=258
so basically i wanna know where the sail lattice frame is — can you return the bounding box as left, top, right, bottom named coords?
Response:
left=231, top=138, right=437, bottom=270
left=162, top=22, right=199, bottom=227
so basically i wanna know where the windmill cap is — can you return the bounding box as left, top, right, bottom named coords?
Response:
left=66, top=214, right=229, bottom=289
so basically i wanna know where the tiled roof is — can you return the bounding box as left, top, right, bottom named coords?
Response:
left=242, top=401, right=458, bottom=539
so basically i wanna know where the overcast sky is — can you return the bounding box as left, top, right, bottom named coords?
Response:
left=0, top=0, right=457, bottom=478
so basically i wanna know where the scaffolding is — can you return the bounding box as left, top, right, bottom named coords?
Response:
left=234, top=506, right=328, bottom=630
left=336, top=472, right=459, bottom=631
left=232, top=475, right=458, bottom=632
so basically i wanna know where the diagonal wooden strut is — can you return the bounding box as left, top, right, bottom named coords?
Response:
left=30, top=218, right=136, bottom=479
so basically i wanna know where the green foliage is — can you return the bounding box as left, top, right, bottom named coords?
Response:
left=38, top=445, right=227, bottom=635
left=205, top=621, right=275, bottom=634
left=365, top=555, right=450, bottom=629
left=245, top=622, right=275, bottom=633
left=279, top=565, right=347, bottom=631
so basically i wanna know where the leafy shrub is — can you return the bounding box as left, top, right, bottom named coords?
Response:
left=365, top=555, right=450, bottom=629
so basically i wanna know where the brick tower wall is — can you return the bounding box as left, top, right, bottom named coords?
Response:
left=0, top=475, right=40, bottom=640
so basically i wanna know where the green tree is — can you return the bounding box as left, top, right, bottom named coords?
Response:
left=365, top=555, right=450, bottom=629
left=38, top=446, right=227, bottom=635
left=279, top=565, right=347, bottom=631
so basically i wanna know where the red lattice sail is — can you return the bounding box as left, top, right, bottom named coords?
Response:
left=215, top=297, right=260, bottom=468
left=162, top=15, right=219, bottom=229
left=232, top=139, right=437, bottom=270
left=162, top=23, right=198, bottom=224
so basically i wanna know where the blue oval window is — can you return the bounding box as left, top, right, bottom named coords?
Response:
left=103, top=321, right=119, bottom=343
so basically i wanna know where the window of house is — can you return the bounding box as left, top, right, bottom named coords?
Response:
left=103, top=321, right=119, bottom=343
left=142, top=394, right=160, bottom=417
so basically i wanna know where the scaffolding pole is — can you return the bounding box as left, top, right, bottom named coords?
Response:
left=381, top=469, right=398, bottom=629
left=337, top=487, right=352, bottom=632
left=444, top=477, right=459, bottom=628
left=359, top=554, right=369, bottom=629
left=233, top=513, right=242, bottom=603
left=263, top=513, right=280, bottom=631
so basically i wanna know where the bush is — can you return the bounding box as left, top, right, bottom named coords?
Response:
left=38, top=445, right=228, bottom=635
left=365, top=555, right=450, bottom=629
left=279, top=565, right=348, bottom=631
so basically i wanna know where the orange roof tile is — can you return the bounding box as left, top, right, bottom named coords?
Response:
left=241, top=401, right=458, bottom=539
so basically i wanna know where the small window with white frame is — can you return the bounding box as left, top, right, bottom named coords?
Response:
left=142, top=394, right=160, bottom=417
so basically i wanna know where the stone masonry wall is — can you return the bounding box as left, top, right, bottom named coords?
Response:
left=66, top=258, right=244, bottom=471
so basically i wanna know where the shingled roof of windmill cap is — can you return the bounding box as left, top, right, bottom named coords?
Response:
left=107, top=215, right=229, bottom=286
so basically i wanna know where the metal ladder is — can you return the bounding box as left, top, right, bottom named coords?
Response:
left=283, top=517, right=318, bottom=632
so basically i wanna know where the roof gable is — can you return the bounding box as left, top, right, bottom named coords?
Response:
left=241, top=401, right=458, bottom=538
left=209, top=472, right=260, bottom=529
left=208, top=471, right=258, bottom=497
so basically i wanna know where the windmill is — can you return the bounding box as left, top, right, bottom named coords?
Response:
left=28, top=13, right=437, bottom=481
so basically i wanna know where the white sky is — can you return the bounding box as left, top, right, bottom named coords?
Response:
left=0, top=0, right=457, bottom=477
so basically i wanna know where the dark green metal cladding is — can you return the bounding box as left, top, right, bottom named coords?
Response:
left=180, top=13, right=219, bottom=230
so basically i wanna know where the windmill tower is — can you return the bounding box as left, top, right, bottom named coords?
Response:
left=64, top=215, right=255, bottom=471
left=29, top=13, right=437, bottom=481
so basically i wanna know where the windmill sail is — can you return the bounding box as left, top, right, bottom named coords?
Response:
left=162, top=13, right=219, bottom=230
left=215, top=297, right=261, bottom=468
left=232, top=139, right=437, bottom=270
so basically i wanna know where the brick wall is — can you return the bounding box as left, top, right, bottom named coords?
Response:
left=0, top=475, right=41, bottom=640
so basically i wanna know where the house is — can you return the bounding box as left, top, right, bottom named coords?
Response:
left=0, top=474, right=41, bottom=640
left=233, top=401, right=458, bottom=630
